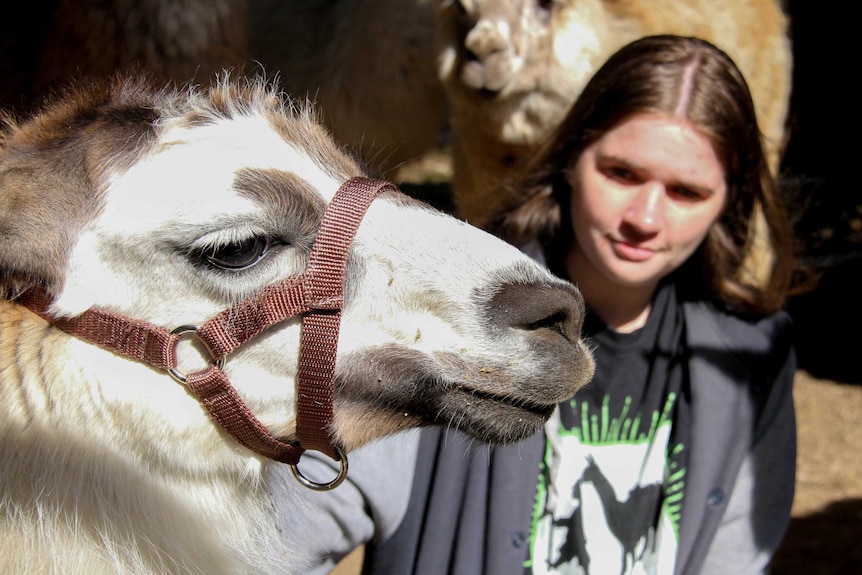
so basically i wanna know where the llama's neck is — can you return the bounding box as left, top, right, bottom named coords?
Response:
left=0, top=300, right=300, bottom=574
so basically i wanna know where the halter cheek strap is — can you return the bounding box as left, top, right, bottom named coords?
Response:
left=16, top=177, right=393, bottom=491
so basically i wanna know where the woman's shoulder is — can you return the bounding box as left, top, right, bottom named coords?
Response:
left=682, top=301, right=794, bottom=375
left=686, top=300, right=792, bottom=333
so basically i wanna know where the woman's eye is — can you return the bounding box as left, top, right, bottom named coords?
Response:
left=669, top=185, right=705, bottom=202
left=605, top=165, right=639, bottom=183
left=203, top=236, right=271, bottom=270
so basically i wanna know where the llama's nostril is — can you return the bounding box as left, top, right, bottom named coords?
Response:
left=486, top=280, right=586, bottom=343
left=526, top=311, right=571, bottom=341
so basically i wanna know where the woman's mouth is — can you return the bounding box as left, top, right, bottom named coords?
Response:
left=611, top=239, right=656, bottom=262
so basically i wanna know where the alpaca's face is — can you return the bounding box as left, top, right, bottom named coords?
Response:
left=435, top=0, right=603, bottom=138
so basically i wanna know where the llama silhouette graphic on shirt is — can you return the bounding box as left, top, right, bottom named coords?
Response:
left=550, top=456, right=662, bottom=574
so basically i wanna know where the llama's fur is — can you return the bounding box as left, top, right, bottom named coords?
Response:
left=0, top=75, right=593, bottom=574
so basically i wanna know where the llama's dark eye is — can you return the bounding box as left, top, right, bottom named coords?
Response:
left=204, top=236, right=271, bottom=270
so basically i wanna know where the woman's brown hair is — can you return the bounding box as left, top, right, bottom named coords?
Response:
left=490, top=34, right=797, bottom=316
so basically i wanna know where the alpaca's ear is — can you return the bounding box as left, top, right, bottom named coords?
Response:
left=487, top=186, right=561, bottom=248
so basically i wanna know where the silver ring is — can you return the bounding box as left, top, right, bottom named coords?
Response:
left=289, top=445, right=349, bottom=491
left=167, top=325, right=226, bottom=383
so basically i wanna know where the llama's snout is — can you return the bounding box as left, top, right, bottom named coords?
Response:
left=483, top=276, right=595, bottom=401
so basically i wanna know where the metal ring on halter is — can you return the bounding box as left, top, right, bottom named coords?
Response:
left=289, top=445, right=349, bottom=491
left=167, top=325, right=226, bottom=384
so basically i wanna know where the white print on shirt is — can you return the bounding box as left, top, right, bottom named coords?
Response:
left=528, top=397, right=684, bottom=575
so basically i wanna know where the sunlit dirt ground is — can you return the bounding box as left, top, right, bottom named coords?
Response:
left=772, top=371, right=862, bottom=575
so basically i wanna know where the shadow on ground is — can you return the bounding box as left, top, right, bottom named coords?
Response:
left=773, top=498, right=862, bottom=575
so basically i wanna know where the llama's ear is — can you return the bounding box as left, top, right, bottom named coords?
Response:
left=0, top=166, right=74, bottom=297
left=0, top=122, right=110, bottom=297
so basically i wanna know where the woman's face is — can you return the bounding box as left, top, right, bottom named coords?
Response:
left=566, top=113, right=727, bottom=296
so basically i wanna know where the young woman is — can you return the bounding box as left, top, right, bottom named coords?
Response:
left=286, top=35, right=801, bottom=575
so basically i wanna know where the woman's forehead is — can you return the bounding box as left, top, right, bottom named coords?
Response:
left=584, top=113, right=726, bottom=190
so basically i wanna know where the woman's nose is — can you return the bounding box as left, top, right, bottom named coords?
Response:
left=623, top=183, right=664, bottom=233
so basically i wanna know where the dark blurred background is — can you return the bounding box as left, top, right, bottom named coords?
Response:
left=780, top=0, right=861, bottom=386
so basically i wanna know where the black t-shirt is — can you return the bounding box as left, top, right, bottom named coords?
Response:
left=526, top=282, right=692, bottom=574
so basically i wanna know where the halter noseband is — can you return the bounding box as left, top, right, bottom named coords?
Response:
left=16, top=177, right=393, bottom=491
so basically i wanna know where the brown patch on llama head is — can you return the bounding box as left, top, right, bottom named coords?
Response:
left=0, top=77, right=163, bottom=296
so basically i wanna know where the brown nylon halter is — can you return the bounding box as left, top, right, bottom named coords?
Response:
left=16, top=177, right=393, bottom=490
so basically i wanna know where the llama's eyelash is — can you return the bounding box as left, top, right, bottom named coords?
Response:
left=201, top=236, right=273, bottom=271
left=185, top=229, right=286, bottom=273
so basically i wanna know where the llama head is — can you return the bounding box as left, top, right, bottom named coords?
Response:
left=0, top=75, right=594, bottom=469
